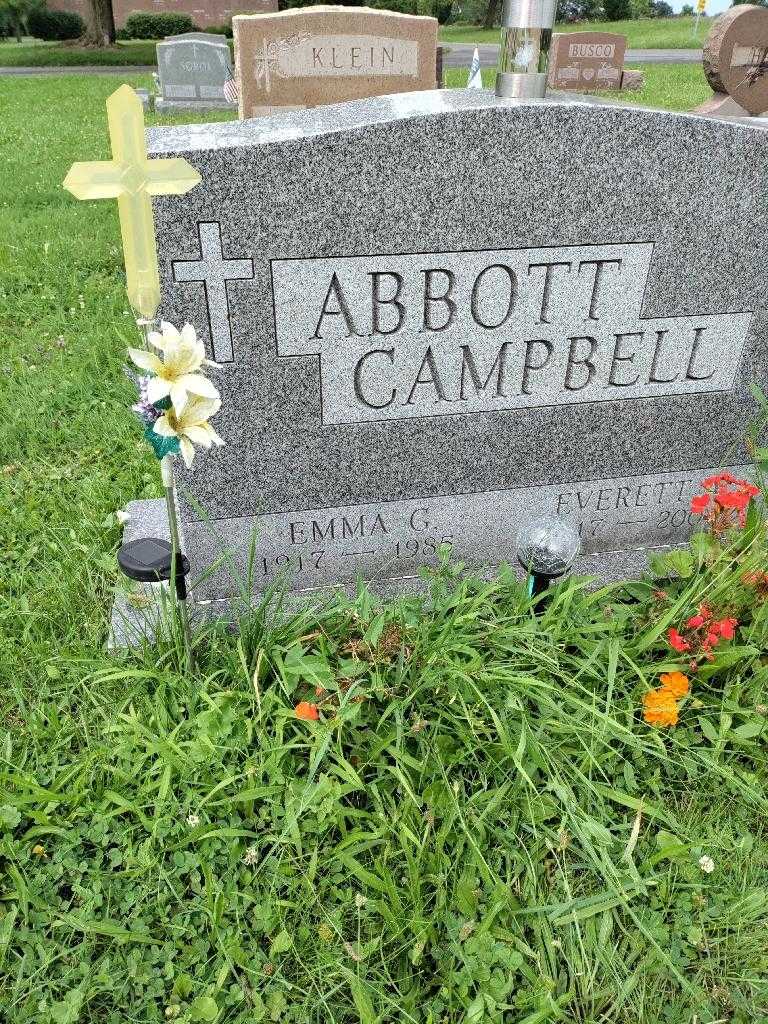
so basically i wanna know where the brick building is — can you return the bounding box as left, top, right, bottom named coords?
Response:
left=49, top=0, right=277, bottom=30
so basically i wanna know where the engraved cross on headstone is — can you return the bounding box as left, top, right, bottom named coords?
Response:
left=172, top=221, right=253, bottom=362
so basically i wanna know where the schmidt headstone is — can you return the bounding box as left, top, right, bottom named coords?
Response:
left=156, top=32, right=237, bottom=113
left=119, top=93, right=767, bottom=631
left=232, top=5, right=438, bottom=118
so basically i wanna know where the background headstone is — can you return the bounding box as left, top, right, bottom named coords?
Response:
left=233, top=5, right=438, bottom=119
left=156, top=33, right=237, bottom=113
left=620, top=68, right=644, bottom=92
left=132, top=93, right=767, bottom=628
left=700, top=5, right=768, bottom=117
left=547, top=32, right=626, bottom=92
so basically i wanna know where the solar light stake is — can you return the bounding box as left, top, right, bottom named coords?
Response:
left=516, top=514, right=581, bottom=603
left=162, top=454, right=194, bottom=672
left=495, top=0, right=556, bottom=100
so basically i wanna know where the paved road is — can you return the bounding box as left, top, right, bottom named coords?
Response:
left=442, top=43, right=702, bottom=67
left=0, top=47, right=703, bottom=75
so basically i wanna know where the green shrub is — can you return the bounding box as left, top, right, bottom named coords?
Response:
left=27, top=6, right=84, bottom=40
left=120, top=11, right=197, bottom=39
left=603, top=0, right=631, bottom=17
left=205, top=20, right=233, bottom=36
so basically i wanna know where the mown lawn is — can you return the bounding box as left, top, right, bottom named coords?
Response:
left=0, top=37, right=159, bottom=66
left=1, top=75, right=767, bottom=1024
left=0, top=17, right=708, bottom=66
left=442, top=15, right=710, bottom=47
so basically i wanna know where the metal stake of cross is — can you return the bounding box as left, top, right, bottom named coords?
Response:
left=63, top=84, right=201, bottom=319
left=172, top=222, right=253, bottom=362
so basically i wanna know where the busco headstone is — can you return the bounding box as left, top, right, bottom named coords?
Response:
left=548, top=32, right=626, bottom=92
left=232, top=5, right=438, bottom=118
left=114, top=92, right=768, bottom=637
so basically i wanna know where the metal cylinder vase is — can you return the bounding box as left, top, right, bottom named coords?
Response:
left=495, top=0, right=556, bottom=99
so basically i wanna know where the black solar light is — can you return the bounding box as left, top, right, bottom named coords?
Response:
left=117, top=537, right=191, bottom=599
left=516, top=514, right=581, bottom=599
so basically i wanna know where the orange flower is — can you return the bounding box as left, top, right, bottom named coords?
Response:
left=659, top=671, right=690, bottom=698
left=295, top=701, right=319, bottom=721
left=643, top=688, right=679, bottom=727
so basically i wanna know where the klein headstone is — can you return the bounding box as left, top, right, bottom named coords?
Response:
left=547, top=32, right=626, bottom=92
left=117, top=93, right=768, bottom=637
left=700, top=5, right=768, bottom=117
left=232, top=5, right=438, bottom=119
left=155, top=32, right=237, bottom=113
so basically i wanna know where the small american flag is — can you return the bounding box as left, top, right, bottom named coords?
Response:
left=467, top=47, right=482, bottom=90
left=224, top=64, right=239, bottom=104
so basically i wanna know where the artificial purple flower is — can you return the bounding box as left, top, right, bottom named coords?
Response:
left=132, top=376, right=161, bottom=425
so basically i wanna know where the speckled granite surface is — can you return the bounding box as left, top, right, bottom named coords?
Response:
left=138, top=89, right=768, bottom=604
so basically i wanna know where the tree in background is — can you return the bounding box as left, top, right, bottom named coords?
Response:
left=603, top=0, right=631, bottom=18
left=482, top=0, right=500, bottom=28
left=680, top=2, right=694, bottom=11
left=556, top=0, right=601, bottom=20
left=0, top=0, right=41, bottom=40
left=82, top=0, right=115, bottom=44
left=652, top=0, right=673, bottom=14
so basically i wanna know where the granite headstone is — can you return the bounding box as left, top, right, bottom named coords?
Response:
left=120, top=92, right=768, bottom=634
left=232, top=5, right=438, bottom=119
left=156, top=33, right=237, bottom=114
left=548, top=32, right=626, bottom=92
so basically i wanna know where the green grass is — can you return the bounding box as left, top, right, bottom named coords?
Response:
left=0, top=37, right=160, bottom=66
left=441, top=15, right=710, bottom=48
left=448, top=62, right=710, bottom=111
left=0, top=17, right=708, bottom=67
left=2, top=75, right=768, bottom=1024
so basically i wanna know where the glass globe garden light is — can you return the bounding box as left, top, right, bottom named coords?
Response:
left=516, top=514, right=581, bottom=596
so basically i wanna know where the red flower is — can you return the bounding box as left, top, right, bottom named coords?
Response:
left=691, top=493, right=711, bottom=515
left=712, top=617, right=738, bottom=640
left=686, top=614, right=706, bottom=629
left=295, top=701, right=319, bottom=721
left=704, top=631, right=721, bottom=648
left=716, top=488, right=750, bottom=511
left=668, top=628, right=691, bottom=652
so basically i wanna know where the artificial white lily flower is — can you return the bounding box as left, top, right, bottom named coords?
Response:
left=128, top=321, right=218, bottom=414
left=153, top=395, right=224, bottom=468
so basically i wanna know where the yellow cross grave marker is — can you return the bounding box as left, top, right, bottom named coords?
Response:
left=63, top=84, right=201, bottom=319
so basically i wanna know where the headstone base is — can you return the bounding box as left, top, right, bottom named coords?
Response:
left=109, top=496, right=679, bottom=649
left=154, top=98, right=237, bottom=114
left=620, top=69, right=644, bottom=91
left=692, top=92, right=755, bottom=119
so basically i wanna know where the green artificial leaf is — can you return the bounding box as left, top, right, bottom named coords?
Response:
left=189, top=995, right=219, bottom=1022
left=143, top=424, right=180, bottom=460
